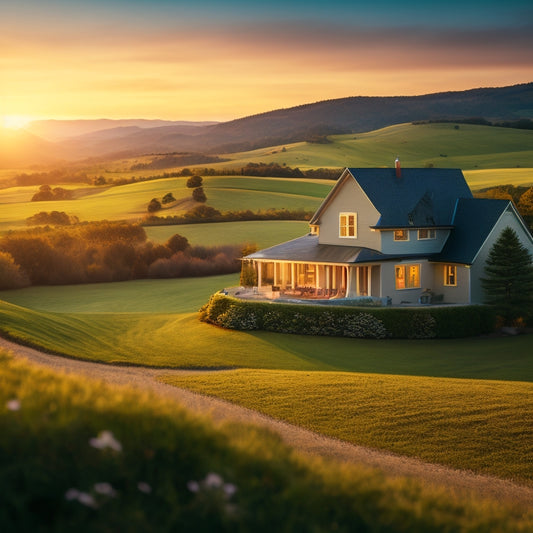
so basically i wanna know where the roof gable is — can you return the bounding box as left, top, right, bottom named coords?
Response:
left=436, top=198, right=511, bottom=264
left=310, top=168, right=472, bottom=227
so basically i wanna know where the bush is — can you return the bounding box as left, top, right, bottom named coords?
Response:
left=162, top=192, right=176, bottom=204
left=192, top=187, right=207, bottom=203
left=200, top=295, right=497, bottom=339
left=0, top=252, right=30, bottom=290
left=186, top=175, right=203, bottom=188
left=147, top=198, right=162, bottom=213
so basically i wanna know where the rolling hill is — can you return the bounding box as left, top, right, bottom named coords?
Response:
left=5, top=82, right=532, bottom=166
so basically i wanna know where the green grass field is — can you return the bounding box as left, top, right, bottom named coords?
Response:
left=4, top=352, right=531, bottom=532
left=161, top=369, right=533, bottom=485
left=220, top=123, right=533, bottom=171
left=0, top=176, right=330, bottom=232
left=145, top=220, right=309, bottom=247
left=1, top=277, right=532, bottom=486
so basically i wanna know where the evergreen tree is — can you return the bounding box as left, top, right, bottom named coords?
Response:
left=481, top=226, right=533, bottom=319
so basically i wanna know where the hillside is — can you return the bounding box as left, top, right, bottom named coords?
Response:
left=5, top=82, right=532, bottom=166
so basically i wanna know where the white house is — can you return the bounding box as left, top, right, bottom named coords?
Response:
left=243, top=165, right=533, bottom=305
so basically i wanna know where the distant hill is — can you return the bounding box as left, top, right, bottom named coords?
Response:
left=25, top=119, right=218, bottom=141
left=5, top=82, right=533, bottom=166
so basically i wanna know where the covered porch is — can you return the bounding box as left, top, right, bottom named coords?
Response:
left=250, top=259, right=380, bottom=300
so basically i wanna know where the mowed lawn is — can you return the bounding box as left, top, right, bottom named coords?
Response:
left=161, top=369, right=533, bottom=486
left=1, top=277, right=532, bottom=486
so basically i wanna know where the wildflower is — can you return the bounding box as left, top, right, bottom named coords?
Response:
left=204, top=472, right=223, bottom=489
left=77, top=492, right=98, bottom=508
left=6, top=399, right=21, bottom=411
left=187, top=472, right=238, bottom=500
left=137, top=482, right=152, bottom=494
left=89, top=430, right=122, bottom=452
left=187, top=480, right=200, bottom=493
left=64, top=488, right=98, bottom=508
left=65, top=488, right=80, bottom=501
left=94, top=482, right=117, bottom=498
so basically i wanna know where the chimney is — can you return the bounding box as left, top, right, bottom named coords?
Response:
left=395, top=157, right=401, bottom=178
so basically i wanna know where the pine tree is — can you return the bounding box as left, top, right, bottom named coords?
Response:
left=481, top=226, right=533, bottom=319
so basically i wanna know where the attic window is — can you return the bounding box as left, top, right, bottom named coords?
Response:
left=339, top=213, right=357, bottom=238
left=418, top=229, right=436, bottom=240
left=393, top=229, right=409, bottom=241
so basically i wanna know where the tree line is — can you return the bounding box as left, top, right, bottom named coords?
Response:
left=0, top=222, right=247, bottom=290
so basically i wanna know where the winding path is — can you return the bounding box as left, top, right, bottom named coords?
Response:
left=1, top=336, right=532, bottom=508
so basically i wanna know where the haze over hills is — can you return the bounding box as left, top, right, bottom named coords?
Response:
left=2, top=83, right=532, bottom=167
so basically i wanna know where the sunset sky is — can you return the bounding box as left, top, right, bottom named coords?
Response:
left=1, top=0, right=532, bottom=124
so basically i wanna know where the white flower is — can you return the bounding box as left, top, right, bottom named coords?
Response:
left=94, top=482, right=117, bottom=497
left=137, top=482, right=152, bottom=494
left=223, top=483, right=237, bottom=497
left=188, top=473, right=238, bottom=500
left=65, top=488, right=80, bottom=501
left=187, top=480, right=200, bottom=493
left=89, top=430, right=122, bottom=452
left=77, top=492, right=98, bottom=508
left=204, top=472, right=223, bottom=489
left=65, top=489, right=98, bottom=508
left=6, top=399, right=21, bottom=411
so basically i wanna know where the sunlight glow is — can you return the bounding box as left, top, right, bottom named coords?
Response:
left=1, top=115, right=33, bottom=130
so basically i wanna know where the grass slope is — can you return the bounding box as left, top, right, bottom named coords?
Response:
left=0, top=176, right=330, bottom=232
left=144, top=220, right=309, bottom=248
left=0, top=280, right=532, bottom=380
left=161, top=369, right=533, bottom=485
left=221, top=123, right=533, bottom=171
left=3, top=351, right=531, bottom=532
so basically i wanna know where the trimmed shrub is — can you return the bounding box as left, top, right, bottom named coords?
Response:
left=200, top=294, right=497, bottom=339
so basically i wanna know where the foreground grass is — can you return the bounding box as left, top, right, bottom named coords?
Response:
left=161, top=369, right=533, bottom=486
left=2, top=352, right=531, bottom=532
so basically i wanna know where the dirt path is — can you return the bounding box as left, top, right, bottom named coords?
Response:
left=1, top=336, right=532, bottom=508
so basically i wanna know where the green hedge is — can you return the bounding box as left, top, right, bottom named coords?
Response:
left=199, top=294, right=497, bottom=339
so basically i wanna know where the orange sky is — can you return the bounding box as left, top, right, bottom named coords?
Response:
left=1, top=1, right=532, bottom=122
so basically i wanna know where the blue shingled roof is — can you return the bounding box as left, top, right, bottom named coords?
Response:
left=435, top=198, right=510, bottom=264
left=347, top=168, right=473, bottom=227
left=245, top=234, right=434, bottom=264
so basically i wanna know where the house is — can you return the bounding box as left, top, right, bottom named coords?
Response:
left=243, top=164, right=533, bottom=305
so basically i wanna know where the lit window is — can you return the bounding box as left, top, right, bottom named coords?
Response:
left=444, top=265, right=457, bottom=286
left=395, top=264, right=420, bottom=290
left=418, top=228, right=436, bottom=240
left=310, top=225, right=319, bottom=235
left=394, top=229, right=409, bottom=241
left=339, top=213, right=357, bottom=238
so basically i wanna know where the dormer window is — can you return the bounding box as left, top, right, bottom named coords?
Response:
left=418, top=228, right=436, bottom=240
left=393, top=229, right=409, bottom=241
left=339, top=213, right=357, bottom=238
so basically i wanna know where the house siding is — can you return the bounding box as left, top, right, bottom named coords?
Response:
left=431, top=263, right=471, bottom=304
left=381, top=229, right=450, bottom=255
left=381, top=260, right=433, bottom=305
left=318, top=176, right=381, bottom=249
left=470, top=209, right=533, bottom=304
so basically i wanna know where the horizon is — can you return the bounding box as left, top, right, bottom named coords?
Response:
left=2, top=1, right=533, bottom=125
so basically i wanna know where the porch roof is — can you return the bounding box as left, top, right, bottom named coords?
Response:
left=244, top=234, right=431, bottom=264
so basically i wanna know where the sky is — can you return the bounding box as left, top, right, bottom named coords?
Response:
left=1, top=0, right=532, bottom=124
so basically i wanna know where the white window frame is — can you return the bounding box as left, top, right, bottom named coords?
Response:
left=393, top=229, right=409, bottom=241
left=395, top=263, right=421, bottom=290
left=418, top=228, right=436, bottom=240
left=339, top=212, right=357, bottom=238
left=444, top=265, right=457, bottom=287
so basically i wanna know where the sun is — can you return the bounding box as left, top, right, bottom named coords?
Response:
left=1, top=115, right=33, bottom=129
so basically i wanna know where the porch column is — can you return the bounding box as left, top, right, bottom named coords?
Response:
left=273, top=262, right=278, bottom=286
left=291, top=263, right=296, bottom=289
left=257, top=262, right=262, bottom=289
left=367, top=266, right=372, bottom=296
